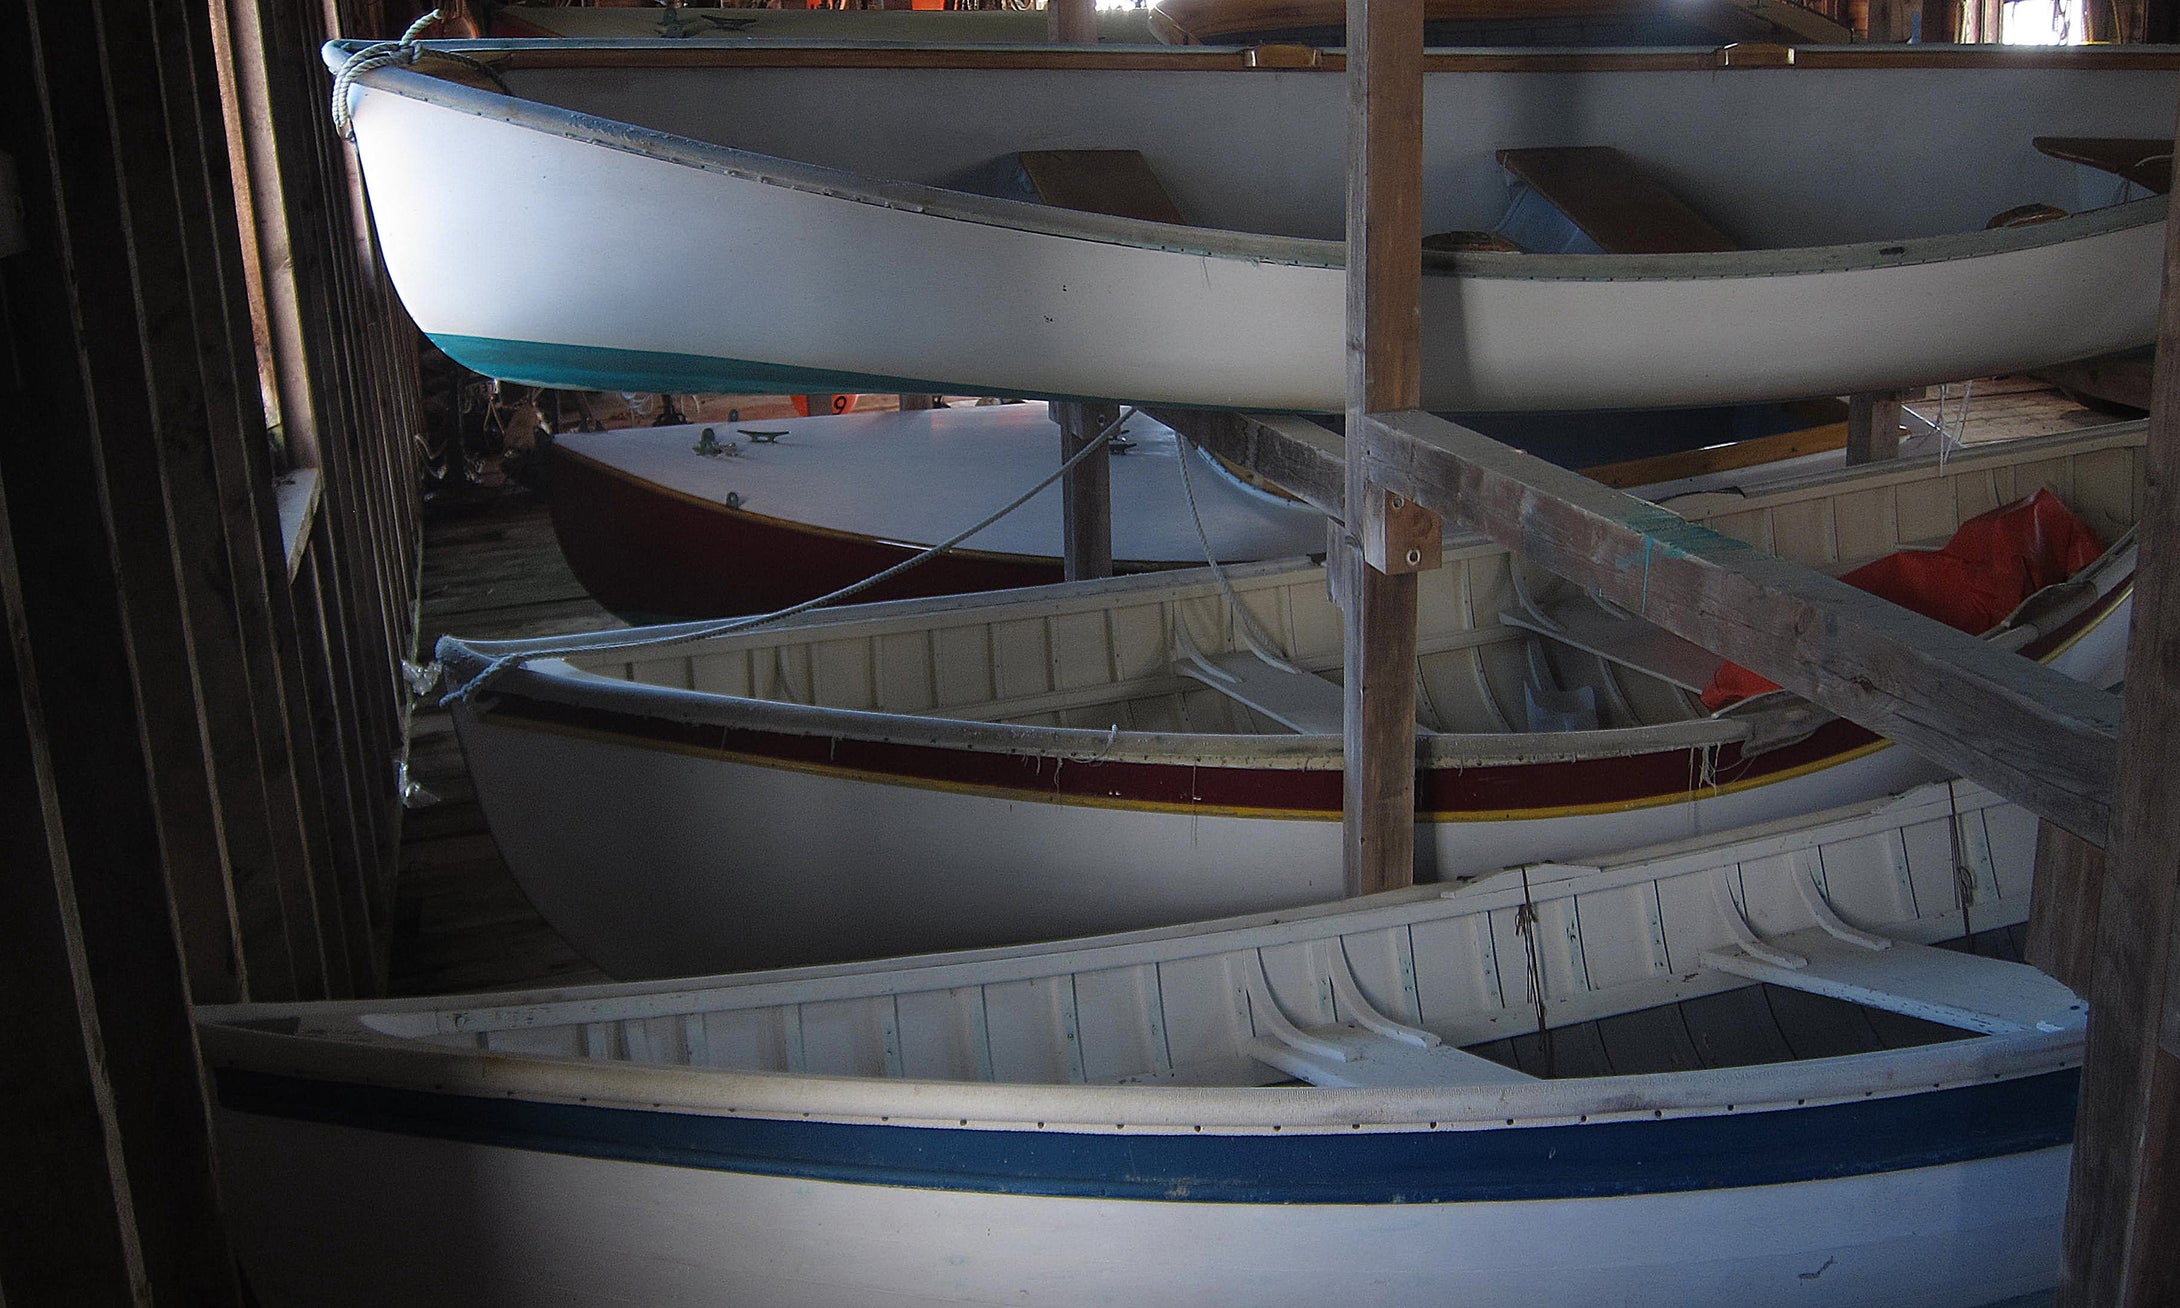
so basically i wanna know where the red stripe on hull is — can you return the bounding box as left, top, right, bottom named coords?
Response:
left=488, top=690, right=1887, bottom=817
left=476, top=574, right=2123, bottom=813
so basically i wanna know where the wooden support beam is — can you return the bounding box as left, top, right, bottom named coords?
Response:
left=1147, top=408, right=1347, bottom=520
left=1356, top=408, right=2119, bottom=843
left=1055, top=400, right=1117, bottom=582
left=1846, top=391, right=1903, bottom=465
left=2059, top=124, right=2180, bottom=1306
left=1152, top=406, right=1855, bottom=513
left=1342, top=0, right=1438, bottom=898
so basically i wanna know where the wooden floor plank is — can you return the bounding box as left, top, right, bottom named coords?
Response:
left=392, top=486, right=621, bottom=995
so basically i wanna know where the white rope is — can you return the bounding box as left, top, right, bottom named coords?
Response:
left=1931, top=378, right=1974, bottom=469
left=330, top=11, right=508, bottom=142
left=443, top=405, right=1139, bottom=704
left=1173, top=435, right=1302, bottom=673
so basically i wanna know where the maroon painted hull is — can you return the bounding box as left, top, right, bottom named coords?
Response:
left=546, top=440, right=1160, bottom=618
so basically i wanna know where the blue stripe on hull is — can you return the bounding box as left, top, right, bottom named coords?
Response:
left=217, top=1067, right=2076, bottom=1203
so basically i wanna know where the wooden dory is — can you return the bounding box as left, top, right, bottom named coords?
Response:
left=546, top=403, right=1327, bottom=618
left=325, top=39, right=2175, bottom=412
left=488, top=0, right=1850, bottom=46
left=439, top=423, right=2141, bottom=978
left=1144, top=0, right=1855, bottom=45
left=491, top=4, right=1161, bottom=41
left=200, top=780, right=2080, bottom=1307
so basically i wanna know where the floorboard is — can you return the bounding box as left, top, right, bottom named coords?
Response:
left=391, top=485, right=622, bottom=996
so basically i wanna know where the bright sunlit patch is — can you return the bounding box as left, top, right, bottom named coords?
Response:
left=2002, top=0, right=2088, bottom=44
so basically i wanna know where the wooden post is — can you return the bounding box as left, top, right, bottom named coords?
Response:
left=2058, top=120, right=2180, bottom=1307
left=1846, top=391, right=1902, bottom=465
left=1865, top=0, right=1915, bottom=39
left=1342, top=0, right=1441, bottom=898
left=1047, top=0, right=1099, bottom=43
left=2027, top=820, right=2104, bottom=995
left=1056, top=401, right=1118, bottom=582
left=1046, top=0, right=1110, bottom=582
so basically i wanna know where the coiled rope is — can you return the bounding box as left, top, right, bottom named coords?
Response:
left=330, top=10, right=510, bottom=142
left=442, top=405, right=1139, bottom=705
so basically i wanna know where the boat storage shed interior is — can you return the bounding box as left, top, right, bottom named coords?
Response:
left=8, top=0, right=2180, bottom=1301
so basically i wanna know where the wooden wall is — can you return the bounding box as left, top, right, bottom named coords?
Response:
left=1, top=0, right=420, bottom=1296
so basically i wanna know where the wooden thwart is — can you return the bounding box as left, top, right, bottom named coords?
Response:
left=1018, top=149, right=1189, bottom=225
left=1176, top=649, right=1351, bottom=735
left=1704, top=929, right=2087, bottom=1034
left=1501, top=587, right=1723, bottom=693
left=1496, top=145, right=1739, bottom=254
left=2033, top=136, right=2173, bottom=194
left=1252, top=1022, right=1538, bottom=1088
left=1356, top=408, right=2121, bottom=844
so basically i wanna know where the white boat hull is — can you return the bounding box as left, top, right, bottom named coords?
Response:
left=335, top=47, right=2178, bottom=412
left=455, top=693, right=1956, bottom=976
left=218, top=1108, right=2066, bottom=1308
left=200, top=782, right=2084, bottom=1304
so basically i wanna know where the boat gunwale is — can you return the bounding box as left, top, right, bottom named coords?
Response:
left=328, top=34, right=2180, bottom=73
left=449, top=650, right=1771, bottom=769
left=199, top=775, right=2083, bottom=1138
left=546, top=421, right=1313, bottom=569
left=327, top=41, right=2170, bottom=283
left=199, top=996, right=2080, bottom=1135
left=214, top=779, right=2013, bottom=1030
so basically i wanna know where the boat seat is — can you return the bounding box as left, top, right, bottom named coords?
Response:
left=2033, top=136, right=2173, bottom=194
left=1502, top=567, right=1722, bottom=693
left=1176, top=649, right=1351, bottom=734
left=1250, top=1022, right=1538, bottom=1089
left=1704, top=928, right=2087, bottom=1034
left=1423, top=229, right=1523, bottom=253
left=1699, top=865, right=2087, bottom=1034
left=1016, top=149, right=1191, bottom=225
left=1495, top=146, right=1739, bottom=254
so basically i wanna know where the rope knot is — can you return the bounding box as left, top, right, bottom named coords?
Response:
left=329, top=10, right=508, bottom=143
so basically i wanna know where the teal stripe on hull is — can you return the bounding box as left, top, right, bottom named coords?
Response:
left=428, top=333, right=1270, bottom=410
left=429, top=334, right=957, bottom=398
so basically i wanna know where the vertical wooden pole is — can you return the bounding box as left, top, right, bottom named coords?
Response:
left=1047, top=0, right=1099, bottom=43
left=2059, top=121, right=2180, bottom=1308
left=1048, top=0, right=1108, bottom=582
left=1846, top=391, right=1902, bottom=465
left=1864, top=0, right=1915, bottom=39
left=1057, top=401, right=1118, bottom=582
left=1342, top=0, right=1437, bottom=897
left=2027, top=820, right=2105, bottom=997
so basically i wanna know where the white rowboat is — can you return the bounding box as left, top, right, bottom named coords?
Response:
left=440, top=422, right=2141, bottom=977
left=326, top=39, right=2176, bottom=412
left=200, top=779, right=2081, bottom=1306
